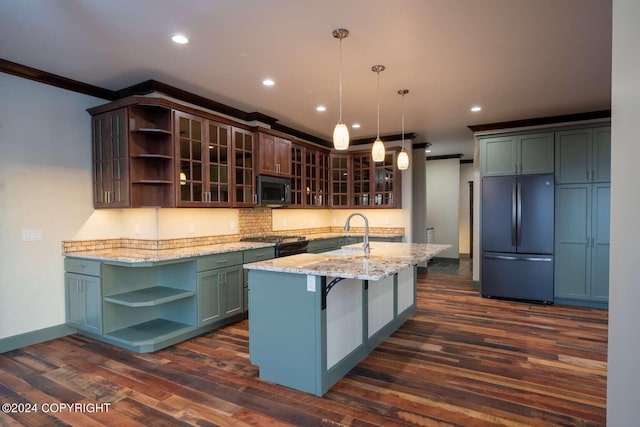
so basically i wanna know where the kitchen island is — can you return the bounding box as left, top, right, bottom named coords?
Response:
left=244, top=242, right=450, bottom=396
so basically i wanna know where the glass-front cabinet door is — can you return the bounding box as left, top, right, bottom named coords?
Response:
left=330, top=154, right=350, bottom=207
left=373, top=151, right=399, bottom=207
left=232, top=127, right=256, bottom=207
left=206, top=121, right=231, bottom=206
left=352, top=153, right=372, bottom=207
left=176, top=111, right=206, bottom=207
left=291, top=145, right=304, bottom=206
left=92, top=108, right=129, bottom=208
left=318, top=152, right=330, bottom=207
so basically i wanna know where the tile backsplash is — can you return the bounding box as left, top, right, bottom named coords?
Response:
left=63, top=207, right=404, bottom=253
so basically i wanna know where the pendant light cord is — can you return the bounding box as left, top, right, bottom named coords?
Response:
left=339, top=36, right=343, bottom=123
left=376, top=70, right=380, bottom=138
left=401, top=91, right=405, bottom=150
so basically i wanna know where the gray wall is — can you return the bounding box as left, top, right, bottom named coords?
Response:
left=607, top=0, right=640, bottom=423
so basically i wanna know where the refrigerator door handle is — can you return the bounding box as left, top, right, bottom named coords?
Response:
left=511, top=182, right=517, bottom=246
left=484, top=254, right=553, bottom=262
left=516, top=182, right=522, bottom=246
left=484, top=254, right=518, bottom=261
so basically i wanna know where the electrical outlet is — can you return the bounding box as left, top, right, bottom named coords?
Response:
left=23, top=229, right=42, bottom=241
left=188, top=223, right=195, bottom=234
left=134, top=224, right=141, bottom=235
left=230, top=221, right=236, bottom=231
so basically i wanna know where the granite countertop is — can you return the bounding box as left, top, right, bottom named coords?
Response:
left=243, top=242, right=451, bottom=281
left=305, top=232, right=404, bottom=241
left=64, top=241, right=275, bottom=264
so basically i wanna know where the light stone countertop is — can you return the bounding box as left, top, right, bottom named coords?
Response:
left=64, top=241, right=275, bottom=265
left=243, top=242, right=451, bottom=281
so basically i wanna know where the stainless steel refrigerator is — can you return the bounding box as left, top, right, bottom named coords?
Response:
left=481, top=173, right=554, bottom=303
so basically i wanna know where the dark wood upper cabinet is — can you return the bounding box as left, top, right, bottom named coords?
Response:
left=89, top=97, right=401, bottom=210
left=257, top=132, right=292, bottom=177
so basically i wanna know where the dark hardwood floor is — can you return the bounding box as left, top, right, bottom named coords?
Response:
left=0, top=273, right=608, bottom=426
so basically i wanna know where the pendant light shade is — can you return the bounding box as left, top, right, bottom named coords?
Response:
left=371, top=65, right=386, bottom=162
left=333, top=28, right=350, bottom=150
left=397, top=89, right=410, bottom=170
left=333, top=122, right=349, bottom=150
left=397, top=150, right=409, bottom=170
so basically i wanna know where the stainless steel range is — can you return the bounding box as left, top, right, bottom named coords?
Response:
left=241, top=235, right=308, bottom=257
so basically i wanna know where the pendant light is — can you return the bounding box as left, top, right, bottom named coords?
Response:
left=397, top=89, right=410, bottom=170
left=332, top=28, right=350, bottom=150
left=371, top=65, right=386, bottom=162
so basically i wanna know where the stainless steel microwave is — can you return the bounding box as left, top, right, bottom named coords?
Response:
left=256, top=175, right=291, bottom=206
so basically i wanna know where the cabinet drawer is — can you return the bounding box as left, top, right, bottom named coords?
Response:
left=197, top=251, right=243, bottom=272
left=64, top=258, right=101, bottom=276
left=244, top=248, right=275, bottom=263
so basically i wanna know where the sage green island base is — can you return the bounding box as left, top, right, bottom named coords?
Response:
left=245, top=242, right=450, bottom=396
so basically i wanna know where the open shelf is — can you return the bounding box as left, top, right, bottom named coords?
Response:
left=132, top=180, right=173, bottom=185
left=132, top=154, right=173, bottom=160
left=133, top=128, right=172, bottom=135
left=104, top=318, right=193, bottom=346
left=104, top=286, right=195, bottom=307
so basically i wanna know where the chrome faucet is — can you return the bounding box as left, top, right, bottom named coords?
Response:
left=344, top=212, right=370, bottom=258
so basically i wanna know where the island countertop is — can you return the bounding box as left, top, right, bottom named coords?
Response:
left=243, top=242, right=451, bottom=280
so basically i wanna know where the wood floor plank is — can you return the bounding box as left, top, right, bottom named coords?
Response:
left=0, top=272, right=607, bottom=426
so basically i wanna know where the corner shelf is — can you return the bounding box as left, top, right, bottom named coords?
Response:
left=132, top=154, right=173, bottom=160
left=133, top=128, right=173, bottom=135
left=104, top=286, right=195, bottom=307
left=104, top=319, right=194, bottom=346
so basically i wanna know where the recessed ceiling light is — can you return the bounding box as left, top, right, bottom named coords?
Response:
left=352, top=123, right=361, bottom=129
left=470, top=105, right=482, bottom=112
left=316, top=105, right=326, bottom=112
left=262, top=79, right=275, bottom=86
left=171, top=34, right=189, bottom=44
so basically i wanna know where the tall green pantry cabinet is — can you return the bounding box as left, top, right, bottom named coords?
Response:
left=554, top=126, right=611, bottom=307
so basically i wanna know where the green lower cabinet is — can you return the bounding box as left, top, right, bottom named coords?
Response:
left=554, top=183, right=610, bottom=306
left=198, top=265, right=243, bottom=326
left=197, top=270, right=222, bottom=325
left=65, top=272, right=102, bottom=335
left=307, top=237, right=343, bottom=253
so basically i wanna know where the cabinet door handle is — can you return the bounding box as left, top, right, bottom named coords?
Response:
left=587, top=169, right=591, bottom=180
left=591, top=170, right=595, bottom=181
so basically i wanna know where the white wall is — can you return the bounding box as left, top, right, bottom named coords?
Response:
left=458, top=163, right=474, bottom=255
left=411, top=148, right=427, bottom=244
left=607, top=0, right=640, bottom=423
left=0, top=73, right=104, bottom=339
left=426, top=158, right=460, bottom=258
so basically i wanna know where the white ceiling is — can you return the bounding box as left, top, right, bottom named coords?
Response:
left=0, top=0, right=611, bottom=158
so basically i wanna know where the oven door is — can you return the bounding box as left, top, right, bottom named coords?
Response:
left=276, top=241, right=308, bottom=257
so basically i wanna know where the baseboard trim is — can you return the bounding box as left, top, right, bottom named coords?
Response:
left=0, top=324, right=76, bottom=353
